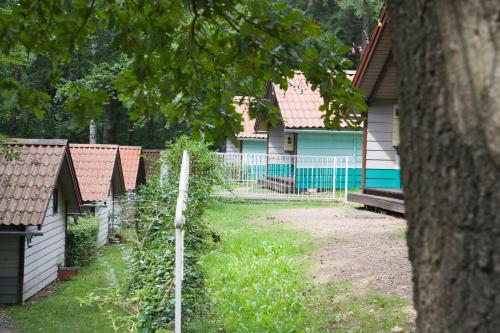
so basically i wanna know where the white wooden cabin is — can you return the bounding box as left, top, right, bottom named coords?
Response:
left=0, top=139, right=82, bottom=304
left=69, top=144, right=125, bottom=247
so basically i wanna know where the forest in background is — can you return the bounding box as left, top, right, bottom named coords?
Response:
left=0, top=0, right=381, bottom=148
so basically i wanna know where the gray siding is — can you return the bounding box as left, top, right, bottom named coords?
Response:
left=365, top=102, right=400, bottom=170
left=95, top=187, right=113, bottom=247
left=0, top=235, right=20, bottom=304
left=224, top=138, right=240, bottom=153
left=267, top=123, right=288, bottom=155
left=23, top=189, right=66, bottom=301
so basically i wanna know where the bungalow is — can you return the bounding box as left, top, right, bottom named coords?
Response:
left=142, top=149, right=164, bottom=179
left=347, top=6, right=405, bottom=213
left=262, top=71, right=363, bottom=190
left=119, top=146, right=146, bottom=226
left=0, top=139, right=82, bottom=304
left=224, top=97, right=267, bottom=154
left=69, top=144, right=126, bottom=247
left=119, top=146, right=146, bottom=192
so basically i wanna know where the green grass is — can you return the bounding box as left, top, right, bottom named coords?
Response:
left=188, top=202, right=414, bottom=333
left=187, top=202, right=322, bottom=332
left=8, top=234, right=134, bottom=333
left=308, top=282, right=414, bottom=332
left=391, top=227, right=407, bottom=240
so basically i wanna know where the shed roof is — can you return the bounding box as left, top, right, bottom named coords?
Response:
left=69, top=144, right=125, bottom=202
left=119, top=146, right=145, bottom=191
left=233, top=97, right=267, bottom=140
left=0, top=139, right=81, bottom=226
left=352, top=5, right=396, bottom=101
left=143, top=149, right=164, bottom=179
left=271, top=71, right=356, bottom=129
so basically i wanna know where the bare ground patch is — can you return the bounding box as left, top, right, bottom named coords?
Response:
left=267, top=207, right=413, bottom=301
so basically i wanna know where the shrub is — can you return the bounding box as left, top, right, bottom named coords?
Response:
left=85, top=136, right=224, bottom=332
left=66, top=216, right=99, bottom=267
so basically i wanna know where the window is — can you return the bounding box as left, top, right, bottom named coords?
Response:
left=392, top=104, right=400, bottom=148
left=53, top=189, right=59, bottom=214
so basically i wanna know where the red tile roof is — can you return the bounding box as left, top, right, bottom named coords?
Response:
left=272, top=71, right=356, bottom=129
left=119, top=146, right=144, bottom=191
left=69, top=144, right=124, bottom=202
left=143, top=149, right=164, bottom=179
left=0, top=139, right=79, bottom=226
left=233, top=97, right=267, bottom=140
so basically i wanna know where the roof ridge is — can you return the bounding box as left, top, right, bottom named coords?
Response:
left=69, top=143, right=119, bottom=149
left=4, top=138, right=68, bottom=146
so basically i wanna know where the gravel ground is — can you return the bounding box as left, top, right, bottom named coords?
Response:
left=0, top=309, right=17, bottom=333
left=268, top=206, right=413, bottom=300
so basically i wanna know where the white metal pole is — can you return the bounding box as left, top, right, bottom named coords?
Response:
left=344, top=157, right=349, bottom=204
left=174, top=150, right=190, bottom=333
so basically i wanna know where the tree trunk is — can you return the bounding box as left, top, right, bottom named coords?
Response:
left=361, top=0, right=370, bottom=50
left=89, top=118, right=97, bottom=144
left=388, top=1, right=500, bottom=332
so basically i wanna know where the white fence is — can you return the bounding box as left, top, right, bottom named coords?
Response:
left=214, top=153, right=361, bottom=202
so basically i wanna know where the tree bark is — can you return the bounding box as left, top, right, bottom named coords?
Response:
left=388, top=1, right=500, bottom=332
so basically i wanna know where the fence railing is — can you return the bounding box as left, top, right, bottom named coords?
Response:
left=214, top=153, right=362, bottom=202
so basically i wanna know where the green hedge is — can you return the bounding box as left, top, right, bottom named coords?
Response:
left=66, top=216, right=99, bottom=267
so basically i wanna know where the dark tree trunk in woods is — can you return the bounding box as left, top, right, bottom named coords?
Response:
left=89, top=118, right=97, bottom=144
left=388, top=1, right=500, bottom=332
left=361, top=0, right=370, bottom=49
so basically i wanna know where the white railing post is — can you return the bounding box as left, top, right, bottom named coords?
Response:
left=344, top=157, right=349, bottom=204
left=174, top=150, right=190, bottom=333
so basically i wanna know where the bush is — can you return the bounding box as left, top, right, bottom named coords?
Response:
left=85, top=137, right=223, bottom=332
left=66, top=216, right=99, bottom=267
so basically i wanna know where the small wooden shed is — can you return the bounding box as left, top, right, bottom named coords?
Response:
left=119, top=146, right=146, bottom=192
left=347, top=5, right=405, bottom=213
left=69, top=144, right=125, bottom=247
left=0, top=139, right=82, bottom=304
left=142, top=149, right=164, bottom=179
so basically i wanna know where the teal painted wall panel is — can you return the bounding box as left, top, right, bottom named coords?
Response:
left=241, top=140, right=267, bottom=154
left=297, top=132, right=363, bottom=160
left=365, top=169, right=401, bottom=189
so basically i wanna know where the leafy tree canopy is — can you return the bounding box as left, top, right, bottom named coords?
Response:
left=0, top=0, right=366, bottom=142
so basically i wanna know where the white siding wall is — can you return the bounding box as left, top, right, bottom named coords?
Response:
left=95, top=187, right=113, bottom=247
left=268, top=123, right=288, bottom=155
left=365, top=102, right=400, bottom=170
left=224, top=138, right=240, bottom=153
left=23, top=188, right=66, bottom=301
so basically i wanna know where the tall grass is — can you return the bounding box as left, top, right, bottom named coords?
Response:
left=188, top=202, right=318, bottom=332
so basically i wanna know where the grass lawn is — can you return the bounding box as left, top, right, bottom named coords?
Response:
left=188, top=202, right=413, bottom=332
left=7, top=235, right=133, bottom=333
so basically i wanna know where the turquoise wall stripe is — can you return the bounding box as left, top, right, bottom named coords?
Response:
left=365, top=169, right=401, bottom=189
left=241, top=140, right=267, bottom=154
left=295, top=168, right=362, bottom=190
left=266, top=164, right=362, bottom=189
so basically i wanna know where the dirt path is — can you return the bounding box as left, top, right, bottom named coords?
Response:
left=268, top=206, right=413, bottom=300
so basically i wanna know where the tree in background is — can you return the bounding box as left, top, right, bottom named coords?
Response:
left=287, top=0, right=382, bottom=64
left=0, top=0, right=366, bottom=148
left=389, top=1, right=500, bottom=332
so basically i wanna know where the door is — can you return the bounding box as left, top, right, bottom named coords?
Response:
left=0, top=235, right=22, bottom=304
